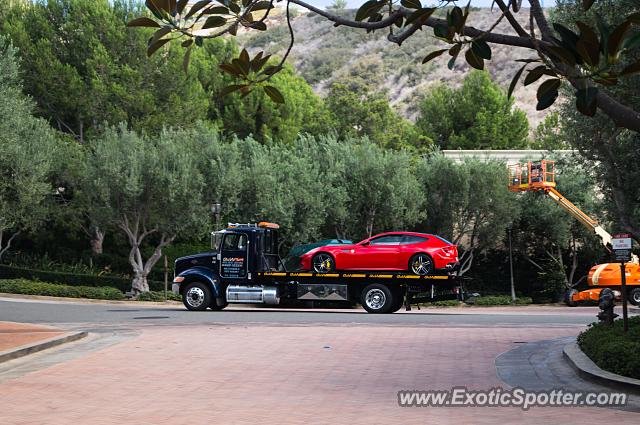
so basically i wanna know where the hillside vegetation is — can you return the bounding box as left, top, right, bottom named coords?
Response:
left=240, top=7, right=550, bottom=127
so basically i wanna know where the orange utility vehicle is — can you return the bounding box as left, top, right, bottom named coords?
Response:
left=507, top=160, right=640, bottom=306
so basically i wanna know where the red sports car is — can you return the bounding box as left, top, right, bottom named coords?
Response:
left=299, top=232, right=459, bottom=275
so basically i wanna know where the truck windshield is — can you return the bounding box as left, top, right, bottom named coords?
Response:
left=211, top=232, right=223, bottom=251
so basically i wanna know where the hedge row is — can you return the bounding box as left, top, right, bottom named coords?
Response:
left=0, top=265, right=164, bottom=292
left=578, top=316, right=640, bottom=379
left=0, top=279, right=124, bottom=300
left=473, top=295, right=533, bottom=306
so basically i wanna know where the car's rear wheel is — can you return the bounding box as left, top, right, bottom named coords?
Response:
left=409, top=253, right=433, bottom=276
left=312, top=253, right=335, bottom=273
left=361, top=283, right=394, bottom=314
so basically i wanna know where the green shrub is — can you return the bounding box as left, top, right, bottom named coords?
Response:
left=578, top=316, right=640, bottom=379
left=0, top=279, right=124, bottom=300
left=0, top=265, right=164, bottom=292
left=136, top=291, right=181, bottom=302
left=473, top=295, right=532, bottom=306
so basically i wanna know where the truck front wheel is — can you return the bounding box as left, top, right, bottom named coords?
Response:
left=629, top=288, right=640, bottom=306
left=183, top=282, right=211, bottom=311
left=361, top=284, right=394, bottom=314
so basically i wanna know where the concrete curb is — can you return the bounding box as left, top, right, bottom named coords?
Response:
left=563, top=340, right=640, bottom=395
left=0, top=331, right=87, bottom=364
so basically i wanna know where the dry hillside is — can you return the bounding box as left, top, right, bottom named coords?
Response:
left=239, top=7, right=552, bottom=129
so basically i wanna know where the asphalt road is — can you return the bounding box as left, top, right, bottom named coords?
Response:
left=1, top=297, right=631, bottom=328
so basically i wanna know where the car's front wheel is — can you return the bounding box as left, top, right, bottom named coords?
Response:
left=312, top=253, right=335, bottom=273
left=409, top=253, right=433, bottom=276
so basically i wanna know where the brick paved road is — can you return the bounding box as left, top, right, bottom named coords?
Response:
left=0, top=324, right=638, bottom=425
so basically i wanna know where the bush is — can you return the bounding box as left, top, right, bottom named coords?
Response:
left=0, top=265, right=164, bottom=292
left=578, top=316, right=640, bottom=379
left=0, top=279, right=124, bottom=300
left=136, top=291, right=181, bottom=302
left=473, top=295, right=532, bottom=306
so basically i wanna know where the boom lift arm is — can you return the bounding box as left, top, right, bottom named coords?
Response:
left=545, top=187, right=612, bottom=249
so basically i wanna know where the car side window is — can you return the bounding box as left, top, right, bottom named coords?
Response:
left=223, top=234, right=247, bottom=251
left=401, top=236, right=428, bottom=245
left=369, top=235, right=403, bottom=246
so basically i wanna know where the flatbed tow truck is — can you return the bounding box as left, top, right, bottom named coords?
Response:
left=508, top=160, right=640, bottom=306
left=172, top=223, right=464, bottom=313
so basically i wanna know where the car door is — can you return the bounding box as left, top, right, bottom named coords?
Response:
left=219, top=232, right=249, bottom=281
left=352, top=235, right=403, bottom=270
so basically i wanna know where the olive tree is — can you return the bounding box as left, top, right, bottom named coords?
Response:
left=417, top=155, right=519, bottom=275
left=0, top=38, right=60, bottom=261
left=128, top=0, right=640, bottom=133
left=82, top=126, right=209, bottom=293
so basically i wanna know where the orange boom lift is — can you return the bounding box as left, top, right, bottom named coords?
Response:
left=507, top=160, right=640, bottom=306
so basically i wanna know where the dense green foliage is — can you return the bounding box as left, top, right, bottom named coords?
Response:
left=0, top=279, right=125, bottom=300
left=551, top=0, right=640, bottom=241
left=578, top=316, right=640, bottom=379
left=0, top=36, right=61, bottom=261
left=417, top=71, right=529, bottom=149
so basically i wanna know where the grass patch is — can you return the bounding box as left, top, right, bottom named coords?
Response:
left=577, top=316, right=640, bottom=379
left=0, top=279, right=124, bottom=300
left=426, top=300, right=461, bottom=307
left=473, top=295, right=532, bottom=306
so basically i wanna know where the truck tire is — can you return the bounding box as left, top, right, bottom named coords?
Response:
left=389, top=289, right=405, bottom=313
left=182, top=282, right=211, bottom=311
left=564, top=289, right=579, bottom=307
left=629, top=288, right=640, bottom=306
left=361, top=283, right=394, bottom=314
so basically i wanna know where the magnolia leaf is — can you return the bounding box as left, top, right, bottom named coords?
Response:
left=471, top=39, right=491, bottom=60
left=250, top=21, right=267, bottom=31
left=448, top=44, right=461, bottom=57
left=422, top=49, right=447, bottom=64
left=536, top=78, right=561, bottom=110
left=177, top=0, right=189, bottom=13
left=465, top=48, right=484, bottom=70
left=127, top=17, right=161, bottom=28
left=405, top=8, right=436, bottom=26
left=251, top=1, right=273, bottom=11
left=147, top=38, right=171, bottom=57
left=185, top=0, right=211, bottom=19
left=508, top=64, right=527, bottom=99
left=204, top=6, right=229, bottom=14
left=582, top=0, right=595, bottom=11
left=264, top=85, right=284, bottom=103
left=401, top=0, right=421, bottom=9
left=608, top=20, right=631, bottom=61
left=202, top=16, right=226, bottom=28
left=181, top=39, right=193, bottom=47
left=220, top=63, right=240, bottom=76
left=355, top=0, right=383, bottom=22
left=524, top=65, right=548, bottom=86
left=220, top=84, right=247, bottom=97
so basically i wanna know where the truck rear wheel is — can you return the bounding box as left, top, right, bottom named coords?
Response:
left=183, top=282, right=211, bottom=311
left=361, top=283, right=394, bottom=314
left=629, top=288, right=640, bottom=306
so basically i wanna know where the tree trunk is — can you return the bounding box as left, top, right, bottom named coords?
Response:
left=0, top=230, right=20, bottom=263
left=132, top=273, right=149, bottom=293
left=89, top=226, right=105, bottom=256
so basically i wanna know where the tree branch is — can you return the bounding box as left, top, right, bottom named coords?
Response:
left=494, top=0, right=528, bottom=38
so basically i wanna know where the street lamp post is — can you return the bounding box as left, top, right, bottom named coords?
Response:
left=211, top=202, right=221, bottom=231
left=508, top=227, right=516, bottom=302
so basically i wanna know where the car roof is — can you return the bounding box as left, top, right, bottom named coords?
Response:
left=371, top=231, right=435, bottom=238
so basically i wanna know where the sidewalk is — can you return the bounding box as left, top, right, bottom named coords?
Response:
left=0, top=322, right=86, bottom=363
